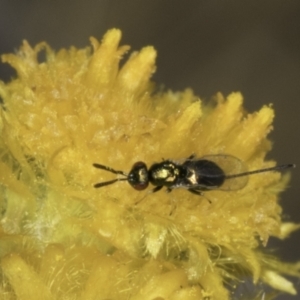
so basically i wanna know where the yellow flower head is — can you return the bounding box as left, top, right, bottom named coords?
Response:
left=0, top=29, right=299, bottom=300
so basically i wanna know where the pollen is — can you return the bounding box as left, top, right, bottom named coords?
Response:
left=0, top=28, right=299, bottom=300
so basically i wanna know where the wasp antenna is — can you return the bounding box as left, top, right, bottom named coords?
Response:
left=226, top=163, right=295, bottom=179
left=94, top=178, right=128, bottom=188
left=277, top=163, right=296, bottom=169
left=93, top=163, right=128, bottom=176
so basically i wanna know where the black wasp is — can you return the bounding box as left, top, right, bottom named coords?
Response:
left=93, top=154, right=295, bottom=195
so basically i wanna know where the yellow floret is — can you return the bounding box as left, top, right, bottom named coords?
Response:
left=0, top=28, right=299, bottom=300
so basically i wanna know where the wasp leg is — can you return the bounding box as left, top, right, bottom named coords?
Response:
left=152, top=186, right=163, bottom=193
left=188, top=189, right=212, bottom=204
left=165, top=187, right=174, bottom=193
left=188, top=189, right=203, bottom=196
left=134, top=186, right=163, bottom=205
left=187, top=153, right=196, bottom=160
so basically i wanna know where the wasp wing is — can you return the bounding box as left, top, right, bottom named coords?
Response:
left=191, top=154, right=249, bottom=191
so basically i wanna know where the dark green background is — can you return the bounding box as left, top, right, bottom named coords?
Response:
left=0, top=1, right=299, bottom=298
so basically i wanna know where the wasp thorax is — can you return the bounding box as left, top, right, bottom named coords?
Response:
left=128, top=161, right=149, bottom=190
left=149, top=161, right=181, bottom=186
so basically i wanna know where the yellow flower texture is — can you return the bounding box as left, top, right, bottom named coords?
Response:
left=0, top=29, right=299, bottom=300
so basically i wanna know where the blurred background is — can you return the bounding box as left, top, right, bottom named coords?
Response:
left=0, top=1, right=299, bottom=298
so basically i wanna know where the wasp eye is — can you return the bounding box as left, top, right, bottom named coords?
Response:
left=128, top=161, right=149, bottom=190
